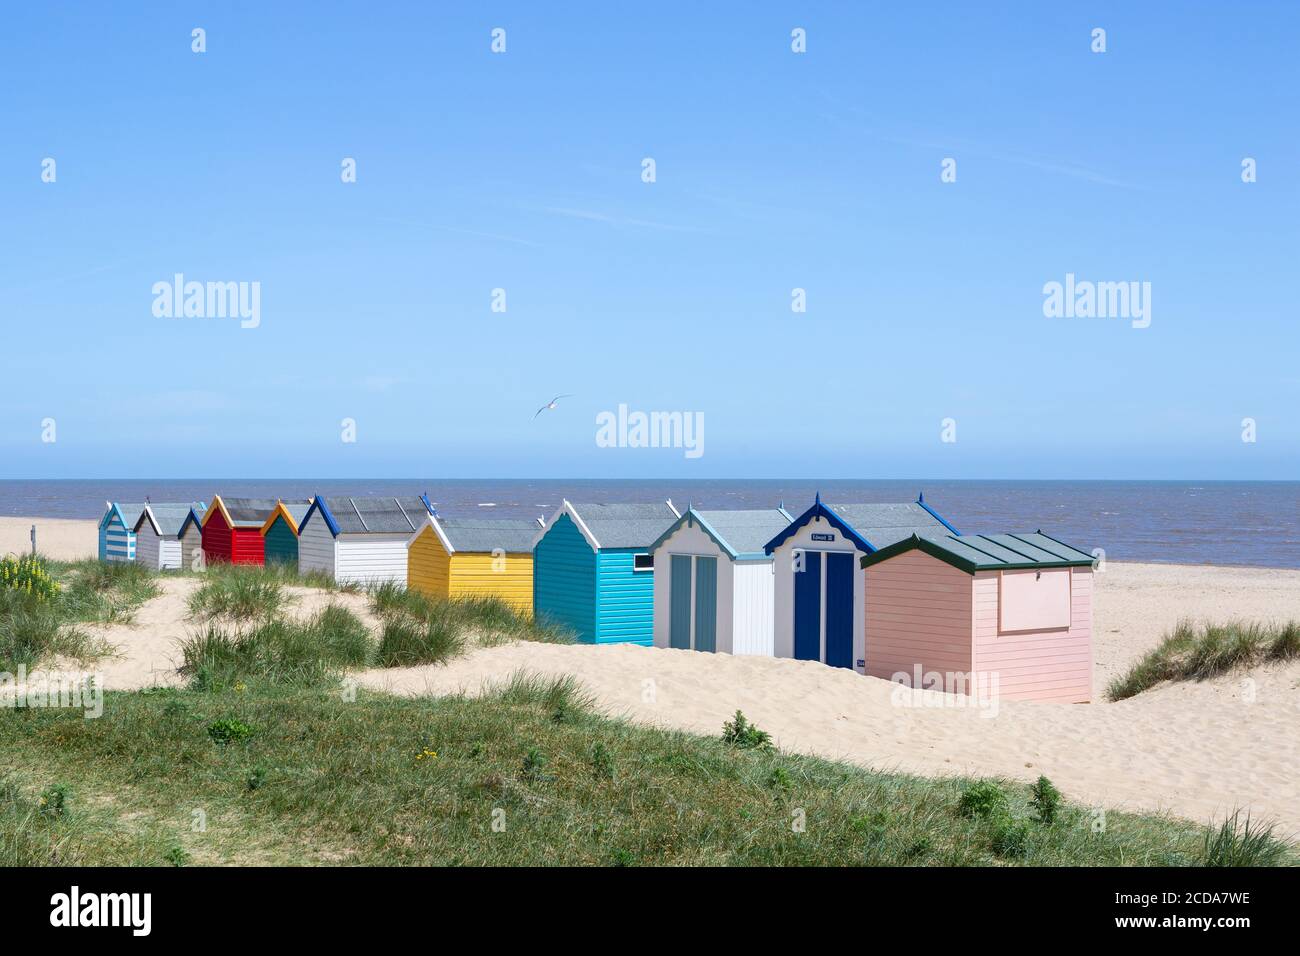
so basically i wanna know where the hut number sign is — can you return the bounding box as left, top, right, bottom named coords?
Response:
left=810, top=533, right=835, bottom=541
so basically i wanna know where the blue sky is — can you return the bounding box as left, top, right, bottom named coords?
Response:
left=1, top=2, right=1296, bottom=479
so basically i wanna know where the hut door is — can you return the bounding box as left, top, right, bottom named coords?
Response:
left=693, top=557, right=717, bottom=653
left=669, top=555, right=693, bottom=649
left=824, top=552, right=854, bottom=669
left=793, top=550, right=822, bottom=660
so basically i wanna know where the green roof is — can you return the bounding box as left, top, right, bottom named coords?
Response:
left=859, top=531, right=1094, bottom=574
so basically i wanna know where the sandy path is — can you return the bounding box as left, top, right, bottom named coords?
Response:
left=79, top=578, right=378, bottom=691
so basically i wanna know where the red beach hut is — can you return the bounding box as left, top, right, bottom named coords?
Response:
left=200, top=496, right=280, bottom=566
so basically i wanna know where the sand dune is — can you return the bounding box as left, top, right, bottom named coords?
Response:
left=359, top=643, right=1300, bottom=833
left=22, top=555, right=1300, bottom=835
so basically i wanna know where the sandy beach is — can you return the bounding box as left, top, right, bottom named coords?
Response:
left=11, top=520, right=1300, bottom=835
left=0, top=516, right=98, bottom=561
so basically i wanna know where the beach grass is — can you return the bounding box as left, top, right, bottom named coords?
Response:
left=186, top=565, right=288, bottom=622
left=182, top=558, right=359, bottom=594
left=1108, top=619, right=1300, bottom=700
left=374, top=604, right=466, bottom=667
left=50, top=558, right=160, bottom=625
left=0, top=677, right=1290, bottom=867
left=1202, top=810, right=1291, bottom=867
left=369, top=581, right=571, bottom=668
left=179, top=605, right=373, bottom=689
left=0, top=775, right=185, bottom=867
left=179, top=574, right=573, bottom=680
left=0, top=595, right=102, bottom=673
left=0, top=556, right=149, bottom=671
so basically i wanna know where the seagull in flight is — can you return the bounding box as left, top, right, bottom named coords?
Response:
left=534, top=394, right=573, bottom=420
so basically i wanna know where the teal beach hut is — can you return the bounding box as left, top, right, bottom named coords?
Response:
left=260, top=500, right=312, bottom=565
left=532, top=500, right=680, bottom=645
left=98, top=502, right=146, bottom=562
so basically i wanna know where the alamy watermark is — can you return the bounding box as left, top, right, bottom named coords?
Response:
left=1042, top=273, right=1150, bottom=329
left=50, top=886, right=150, bottom=936
left=1, top=667, right=103, bottom=718
left=595, top=404, right=704, bottom=459
left=152, top=273, right=261, bottom=329
left=889, top=665, right=1000, bottom=718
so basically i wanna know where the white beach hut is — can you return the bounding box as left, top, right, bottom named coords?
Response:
left=649, top=507, right=793, bottom=656
left=296, top=495, right=434, bottom=586
left=132, top=502, right=207, bottom=571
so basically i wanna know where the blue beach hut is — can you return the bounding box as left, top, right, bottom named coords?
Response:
left=532, top=500, right=681, bottom=645
left=762, top=493, right=958, bottom=672
left=98, top=502, right=147, bottom=562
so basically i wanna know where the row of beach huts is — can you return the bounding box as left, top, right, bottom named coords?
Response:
left=98, top=493, right=1096, bottom=702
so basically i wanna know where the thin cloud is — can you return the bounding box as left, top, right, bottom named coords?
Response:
left=0, top=259, right=135, bottom=294
left=376, top=217, right=543, bottom=248
left=816, top=92, right=1144, bottom=190
left=543, top=206, right=710, bottom=233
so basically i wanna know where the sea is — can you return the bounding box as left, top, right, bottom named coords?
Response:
left=1, top=479, right=1297, bottom=569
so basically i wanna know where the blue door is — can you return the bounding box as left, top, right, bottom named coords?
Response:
left=693, top=556, right=717, bottom=653
left=793, top=549, right=822, bottom=661
left=669, top=555, right=692, bottom=649
left=825, top=552, right=854, bottom=669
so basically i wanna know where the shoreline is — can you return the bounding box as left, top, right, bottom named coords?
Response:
left=3, top=515, right=1300, bottom=573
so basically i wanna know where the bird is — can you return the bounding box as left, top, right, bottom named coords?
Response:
left=533, top=394, right=572, bottom=419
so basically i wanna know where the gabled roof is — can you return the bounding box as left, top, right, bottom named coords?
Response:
left=763, top=494, right=955, bottom=555
left=302, top=495, right=434, bottom=537
left=178, top=508, right=205, bottom=538
left=100, top=502, right=147, bottom=531
left=420, top=515, right=542, bottom=555
left=202, top=496, right=281, bottom=529
left=649, top=507, right=794, bottom=560
left=860, top=531, right=1095, bottom=574
left=259, top=500, right=312, bottom=535
left=134, top=502, right=207, bottom=537
left=535, top=500, right=681, bottom=551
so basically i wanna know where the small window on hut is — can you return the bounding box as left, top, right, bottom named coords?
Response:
left=998, top=569, right=1070, bottom=633
left=633, top=553, right=654, bottom=572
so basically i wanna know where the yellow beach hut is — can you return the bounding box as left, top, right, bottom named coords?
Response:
left=408, top=514, right=542, bottom=612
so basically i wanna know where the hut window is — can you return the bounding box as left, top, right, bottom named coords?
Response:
left=998, top=569, right=1070, bottom=633
left=633, top=553, right=654, bottom=572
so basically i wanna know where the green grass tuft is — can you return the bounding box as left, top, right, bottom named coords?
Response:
left=187, top=565, right=286, bottom=622
left=1108, top=619, right=1300, bottom=700
left=180, top=604, right=373, bottom=689
left=368, top=583, right=570, bottom=668
left=958, top=780, right=1009, bottom=821
left=1030, top=775, right=1062, bottom=824
left=52, top=558, right=160, bottom=624
left=1202, top=811, right=1290, bottom=866
left=484, top=671, right=597, bottom=713
left=374, top=604, right=465, bottom=667
left=721, top=710, right=773, bottom=750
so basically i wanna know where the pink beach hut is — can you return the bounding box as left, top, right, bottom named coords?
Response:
left=859, top=531, right=1095, bottom=703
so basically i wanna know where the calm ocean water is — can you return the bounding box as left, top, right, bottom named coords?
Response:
left=2, top=479, right=1297, bottom=569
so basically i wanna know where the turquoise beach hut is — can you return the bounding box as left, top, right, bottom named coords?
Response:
left=260, top=500, right=312, bottom=565
left=532, top=500, right=680, bottom=645
left=98, top=502, right=146, bottom=562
